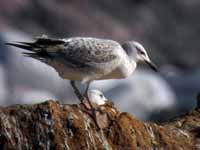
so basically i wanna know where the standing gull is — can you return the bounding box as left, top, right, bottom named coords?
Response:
left=6, top=35, right=157, bottom=107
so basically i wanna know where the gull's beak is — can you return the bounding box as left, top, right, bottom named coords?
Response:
left=144, top=59, right=158, bottom=72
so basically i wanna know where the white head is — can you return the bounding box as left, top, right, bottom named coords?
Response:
left=88, top=89, right=107, bottom=105
left=122, top=41, right=158, bottom=72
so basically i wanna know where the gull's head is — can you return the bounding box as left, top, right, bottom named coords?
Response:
left=122, top=41, right=158, bottom=72
left=88, top=89, right=107, bottom=105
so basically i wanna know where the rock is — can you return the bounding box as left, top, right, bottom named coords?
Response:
left=0, top=100, right=197, bottom=149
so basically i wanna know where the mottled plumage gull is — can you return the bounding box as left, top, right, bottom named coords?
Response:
left=6, top=35, right=157, bottom=107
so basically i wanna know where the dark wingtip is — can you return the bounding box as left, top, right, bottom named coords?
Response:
left=5, top=42, right=20, bottom=47
left=5, top=42, right=33, bottom=51
left=5, top=42, right=14, bottom=46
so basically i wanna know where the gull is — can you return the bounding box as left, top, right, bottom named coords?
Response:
left=82, top=89, right=108, bottom=110
left=87, top=89, right=115, bottom=110
left=88, top=89, right=107, bottom=106
left=6, top=35, right=157, bottom=107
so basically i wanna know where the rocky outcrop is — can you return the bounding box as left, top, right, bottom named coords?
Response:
left=0, top=100, right=199, bottom=149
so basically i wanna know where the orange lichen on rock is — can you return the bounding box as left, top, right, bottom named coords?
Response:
left=0, top=100, right=198, bottom=149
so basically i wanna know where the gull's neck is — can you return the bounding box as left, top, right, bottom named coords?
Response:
left=119, top=54, right=137, bottom=78
left=100, top=54, right=136, bottom=80
left=126, top=49, right=139, bottom=63
left=122, top=42, right=139, bottom=62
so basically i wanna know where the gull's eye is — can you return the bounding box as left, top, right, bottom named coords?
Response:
left=140, top=51, right=145, bottom=55
left=99, top=94, right=104, bottom=98
left=136, top=47, right=145, bottom=55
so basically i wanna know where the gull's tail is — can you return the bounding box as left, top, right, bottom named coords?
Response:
left=5, top=35, right=65, bottom=59
left=5, top=42, right=36, bottom=51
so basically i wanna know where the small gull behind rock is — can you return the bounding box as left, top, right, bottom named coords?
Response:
left=88, top=89, right=107, bottom=105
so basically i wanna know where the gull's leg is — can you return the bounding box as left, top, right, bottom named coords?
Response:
left=70, top=80, right=92, bottom=111
left=70, top=80, right=84, bottom=102
left=84, top=82, right=100, bottom=130
left=84, top=82, right=94, bottom=110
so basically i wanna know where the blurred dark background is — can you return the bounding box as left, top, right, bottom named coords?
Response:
left=0, top=0, right=199, bottom=122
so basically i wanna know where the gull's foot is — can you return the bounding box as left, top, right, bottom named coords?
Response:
left=91, top=108, right=101, bottom=131
left=79, top=100, right=118, bottom=130
left=81, top=99, right=93, bottom=110
left=84, top=109, right=101, bottom=130
left=79, top=99, right=101, bottom=130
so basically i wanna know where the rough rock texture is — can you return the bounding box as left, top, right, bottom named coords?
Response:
left=0, top=100, right=199, bottom=150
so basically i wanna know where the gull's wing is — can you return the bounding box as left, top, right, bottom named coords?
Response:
left=62, top=37, right=121, bottom=67
left=6, top=36, right=122, bottom=68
